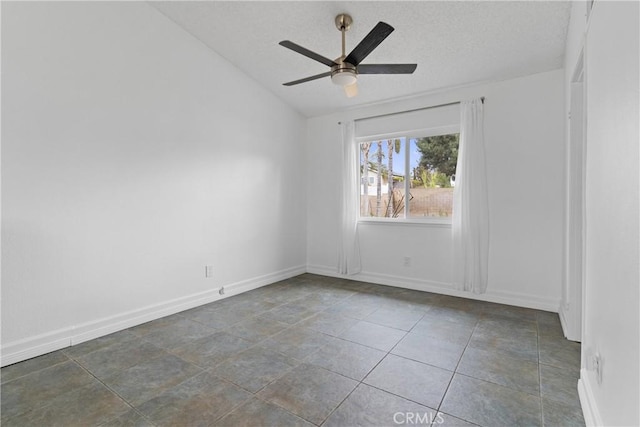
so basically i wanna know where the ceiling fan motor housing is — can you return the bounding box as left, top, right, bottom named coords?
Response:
left=331, top=60, right=357, bottom=86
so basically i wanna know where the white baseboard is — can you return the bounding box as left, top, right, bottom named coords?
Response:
left=559, top=302, right=582, bottom=342
left=2, top=263, right=559, bottom=366
left=578, top=369, right=604, bottom=426
left=1, top=265, right=305, bottom=367
left=306, top=264, right=560, bottom=312
left=559, top=303, right=569, bottom=336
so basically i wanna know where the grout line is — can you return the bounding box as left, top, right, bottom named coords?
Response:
left=434, top=317, right=479, bottom=419
left=71, top=359, right=160, bottom=426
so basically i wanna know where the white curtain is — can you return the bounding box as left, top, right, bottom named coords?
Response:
left=452, top=98, right=489, bottom=293
left=338, top=121, right=362, bottom=275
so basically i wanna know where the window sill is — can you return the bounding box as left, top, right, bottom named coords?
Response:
left=358, top=217, right=452, bottom=228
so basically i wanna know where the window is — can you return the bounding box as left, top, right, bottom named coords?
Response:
left=359, top=132, right=460, bottom=220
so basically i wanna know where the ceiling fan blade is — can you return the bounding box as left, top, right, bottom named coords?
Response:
left=344, top=82, right=358, bottom=98
left=357, top=64, right=417, bottom=74
left=279, top=41, right=337, bottom=67
left=344, top=22, right=394, bottom=66
left=283, top=71, right=332, bottom=86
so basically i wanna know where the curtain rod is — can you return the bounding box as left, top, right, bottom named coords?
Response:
left=338, top=97, right=484, bottom=125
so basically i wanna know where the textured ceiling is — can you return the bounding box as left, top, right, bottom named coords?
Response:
left=149, top=1, right=570, bottom=117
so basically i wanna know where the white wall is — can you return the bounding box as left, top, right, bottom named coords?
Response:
left=307, top=70, right=565, bottom=311
left=572, top=2, right=640, bottom=426
left=1, top=2, right=307, bottom=365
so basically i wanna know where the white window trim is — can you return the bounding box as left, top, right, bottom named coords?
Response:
left=358, top=217, right=453, bottom=228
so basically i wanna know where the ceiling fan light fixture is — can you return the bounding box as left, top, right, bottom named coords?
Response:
left=331, top=69, right=357, bottom=86
left=344, top=82, right=358, bottom=98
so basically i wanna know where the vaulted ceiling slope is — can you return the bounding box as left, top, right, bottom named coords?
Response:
left=149, top=1, right=571, bottom=117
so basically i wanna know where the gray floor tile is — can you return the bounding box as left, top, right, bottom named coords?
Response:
left=422, top=307, right=479, bottom=327
left=259, top=302, right=319, bottom=324
left=225, top=315, right=290, bottom=342
left=324, top=383, right=437, bottom=427
left=475, top=316, right=538, bottom=337
left=215, top=397, right=314, bottom=427
left=410, top=318, right=474, bottom=346
left=437, top=295, right=485, bottom=313
left=260, top=326, right=337, bottom=360
left=540, top=364, right=581, bottom=408
left=294, top=291, right=352, bottom=310
left=324, top=294, right=382, bottom=319
left=257, top=363, right=358, bottom=425
left=468, top=329, right=539, bottom=362
left=212, top=345, right=299, bottom=393
left=127, top=314, right=184, bottom=337
left=102, top=353, right=202, bottom=406
left=296, top=311, right=360, bottom=337
left=339, top=320, right=407, bottom=351
left=139, top=317, right=217, bottom=350
left=171, top=331, right=253, bottom=368
left=392, top=332, right=466, bottom=371
left=364, top=354, right=453, bottom=409
left=364, top=306, right=425, bottom=331
left=537, top=320, right=565, bottom=339
left=440, top=374, right=541, bottom=427
left=136, top=371, right=251, bottom=426
left=457, top=346, right=540, bottom=395
left=435, top=412, right=480, bottom=426
left=3, top=380, right=130, bottom=427
left=76, top=339, right=166, bottom=379
left=542, top=397, right=586, bottom=427
left=537, top=311, right=561, bottom=324
left=479, top=303, right=539, bottom=323
left=219, top=297, right=280, bottom=315
left=1, top=360, right=95, bottom=420
left=377, top=291, right=435, bottom=313
left=536, top=311, right=565, bottom=338
left=539, top=336, right=581, bottom=373
left=64, top=330, right=139, bottom=359
left=262, top=288, right=303, bottom=304
left=304, top=338, right=386, bottom=380
left=183, top=305, right=254, bottom=328
left=1, top=350, right=69, bottom=384
left=98, top=409, right=154, bottom=427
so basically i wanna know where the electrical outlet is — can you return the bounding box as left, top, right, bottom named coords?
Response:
left=403, top=256, right=412, bottom=267
left=205, top=265, right=213, bottom=278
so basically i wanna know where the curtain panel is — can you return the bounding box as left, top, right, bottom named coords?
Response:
left=338, top=121, right=362, bottom=275
left=452, top=98, right=490, bottom=293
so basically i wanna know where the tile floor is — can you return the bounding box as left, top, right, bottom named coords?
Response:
left=1, top=274, right=585, bottom=426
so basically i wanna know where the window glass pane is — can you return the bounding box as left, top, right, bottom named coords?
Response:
left=360, top=139, right=406, bottom=218
left=408, top=134, right=459, bottom=218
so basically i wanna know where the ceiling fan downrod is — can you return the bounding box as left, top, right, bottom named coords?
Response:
left=335, top=14, right=353, bottom=60
left=332, top=14, right=357, bottom=87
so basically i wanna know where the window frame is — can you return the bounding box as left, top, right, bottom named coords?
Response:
left=356, top=124, right=460, bottom=226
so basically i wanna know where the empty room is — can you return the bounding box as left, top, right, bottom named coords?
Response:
left=1, top=1, right=638, bottom=426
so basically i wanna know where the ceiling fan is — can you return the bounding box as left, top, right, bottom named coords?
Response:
left=279, top=14, right=417, bottom=97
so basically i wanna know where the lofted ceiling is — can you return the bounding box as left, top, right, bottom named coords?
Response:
left=149, top=1, right=571, bottom=117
